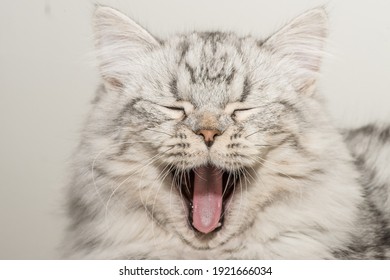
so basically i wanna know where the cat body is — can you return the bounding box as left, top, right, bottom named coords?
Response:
left=63, top=7, right=390, bottom=259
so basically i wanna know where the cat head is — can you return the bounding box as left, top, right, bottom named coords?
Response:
left=91, top=6, right=329, bottom=248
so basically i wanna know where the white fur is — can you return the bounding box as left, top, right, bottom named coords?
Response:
left=62, top=7, right=388, bottom=259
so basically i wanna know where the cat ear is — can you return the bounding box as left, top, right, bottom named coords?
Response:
left=263, top=7, right=328, bottom=94
left=93, top=6, right=160, bottom=90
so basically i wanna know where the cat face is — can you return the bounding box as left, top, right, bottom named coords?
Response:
left=91, top=7, right=328, bottom=248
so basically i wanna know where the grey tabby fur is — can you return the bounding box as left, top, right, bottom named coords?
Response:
left=62, top=6, right=390, bottom=259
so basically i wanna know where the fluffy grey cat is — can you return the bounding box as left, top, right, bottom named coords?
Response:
left=63, top=6, right=390, bottom=259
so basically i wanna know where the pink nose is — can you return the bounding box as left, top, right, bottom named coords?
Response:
left=196, top=129, right=221, bottom=147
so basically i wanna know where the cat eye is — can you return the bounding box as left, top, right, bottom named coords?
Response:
left=233, top=108, right=253, bottom=113
left=163, top=106, right=184, bottom=111
left=160, top=105, right=187, bottom=117
left=162, top=106, right=186, bottom=113
left=231, top=108, right=254, bottom=118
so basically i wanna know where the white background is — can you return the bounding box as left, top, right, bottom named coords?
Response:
left=0, top=0, right=389, bottom=259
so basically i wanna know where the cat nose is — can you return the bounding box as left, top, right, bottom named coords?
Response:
left=196, top=129, right=221, bottom=147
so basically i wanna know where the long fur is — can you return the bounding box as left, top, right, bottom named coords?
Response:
left=62, top=6, right=390, bottom=259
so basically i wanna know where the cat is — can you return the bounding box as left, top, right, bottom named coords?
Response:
left=62, top=6, right=390, bottom=259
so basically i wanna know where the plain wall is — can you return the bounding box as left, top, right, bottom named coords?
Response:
left=0, top=0, right=389, bottom=259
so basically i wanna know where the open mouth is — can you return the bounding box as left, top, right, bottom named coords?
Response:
left=172, top=165, right=239, bottom=234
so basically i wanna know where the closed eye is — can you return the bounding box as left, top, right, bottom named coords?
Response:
left=224, top=102, right=258, bottom=116
left=162, top=106, right=185, bottom=112
left=232, top=107, right=254, bottom=116
left=233, top=108, right=254, bottom=113
left=159, top=105, right=187, bottom=118
left=155, top=101, right=194, bottom=118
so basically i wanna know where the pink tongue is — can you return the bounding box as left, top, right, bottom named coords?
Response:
left=192, top=165, right=223, bottom=234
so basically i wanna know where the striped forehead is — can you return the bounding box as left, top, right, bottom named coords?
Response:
left=172, top=32, right=247, bottom=107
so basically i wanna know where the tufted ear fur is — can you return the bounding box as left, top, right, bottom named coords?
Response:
left=264, top=8, right=328, bottom=94
left=93, top=6, right=160, bottom=91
